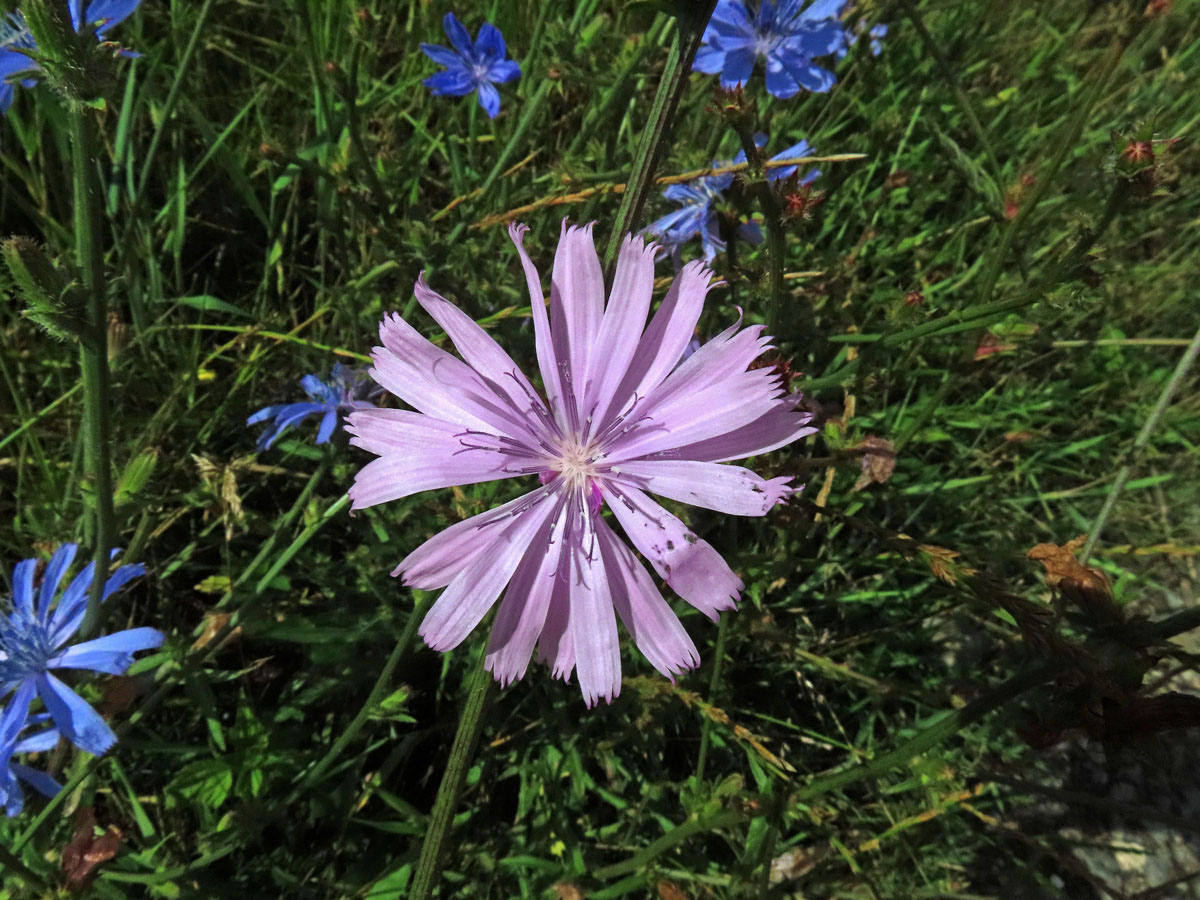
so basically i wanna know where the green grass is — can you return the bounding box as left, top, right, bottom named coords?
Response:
left=2, top=0, right=1200, bottom=897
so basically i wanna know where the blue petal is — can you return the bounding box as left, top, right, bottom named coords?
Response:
left=0, top=83, right=14, bottom=115
left=0, top=681, right=37, bottom=747
left=764, top=60, right=801, bottom=99
left=11, top=764, right=60, bottom=800
left=424, top=69, right=475, bottom=97
left=420, top=41, right=464, bottom=69
left=792, top=61, right=837, bottom=93
left=315, top=409, right=338, bottom=444
left=799, top=0, right=848, bottom=21
left=85, top=0, right=143, bottom=35
left=12, top=558, right=35, bottom=617
left=692, top=44, right=725, bottom=75
left=769, top=139, right=813, bottom=180
left=36, top=673, right=116, bottom=756
left=442, top=12, right=474, bottom=59
left=69, top=0, right=85, bottom=30
left=487, top=58, right=520, bottom=84
left=300, top=374, right=337, bottom=404
left=0, top=48, right=35, bottom=80
left=476, top=81, right=500, bottom=119
left=475, top=22, right=506, bottom=61
left=49, top=563, right=146, bottom=648
left=39, top=544, right=78, bottom=618
left=48, top=626, right=164, bottom=674
left=0, top=769, right=24, bottom=817
left=790, top=20, right=846, bottom=57
left=719, top=48, right=756, bottom=88
left=247, top=404, right=288, bottom=426
left=47, top=559, right=96, bottom=625
left=14, top=727, right=59, bottom=754
left=737, top=221, right=764, bottom=244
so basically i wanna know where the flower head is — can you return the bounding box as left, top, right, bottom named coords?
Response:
left=834, top=18, right=887, bottom=61
left=247, top=363, right=374, bottom=451
left=645, top=134, right=820, bottom=261
left=0, top=0, right=142, bottom=114
left=420, top=12, right=520, bottom=119
left=0, top=544, right=162, bottom=757
left=348, top=222, right=816, bottom=706
left=693, top=0, right=848, bottom=99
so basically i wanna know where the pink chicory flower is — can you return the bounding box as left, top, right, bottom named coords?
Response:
left=347, top=222, right=816, bottom=706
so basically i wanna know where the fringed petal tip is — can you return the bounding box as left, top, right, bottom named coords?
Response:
left=582, top=686, right=619, bottom=709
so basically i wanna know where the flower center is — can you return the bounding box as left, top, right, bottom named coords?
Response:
left=549, top=437, right=599, bottom=491
left=0, top=612, right=53, bottom=685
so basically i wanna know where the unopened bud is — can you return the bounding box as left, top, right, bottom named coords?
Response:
left=20, top=0, right=117, bottom=106
left=2, top=236, right=84, bottom=339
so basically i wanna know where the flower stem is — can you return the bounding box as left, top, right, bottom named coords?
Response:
left=70, top=106, right=115, bottom=642
left=601, top=0, right=717, bottom=271
left=408, top=646, right=496, bottom=900
left=732, top=126, right=789, bottom=337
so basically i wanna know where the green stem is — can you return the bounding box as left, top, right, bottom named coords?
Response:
left=71, top=106, right=115, bottom=642
left=601, top=0, right=717, bottom=271
left=290, top=593, right=429, bottom=799
left=408, top=647, right=496, bottom=900
left=1082, top=323, right=1200, bottom=561
left=732, top=126, right=788, bottom=335
left=694, top=614, right=728, bottom=782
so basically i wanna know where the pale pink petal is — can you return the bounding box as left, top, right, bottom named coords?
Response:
left=568, top=511, right=621, bottom=707
left=584, top=233, right=655, bottom=424
left=610, top=460, right=793, bottom=516
left=668, top=399, right=818, bottom=463
left=603, top=484, right=741, bottom=620
left=536, top=572, right=574, bottom=681
left=550, top=222, right=605, bottom=420
left=413, top=274, right=547, bottom=419
left=485, top=501, right=568, bottom=687
left=508, top=223, right=568, bottom=426
left=346, top=411, right=523, bottom=510
left=393, top=487, right=551, bottom=589
left=605, top=367, right=783, bottom=461
left=596, top=519, right=699, bottom=679
left=597, top=259, right=713, bottom=431
left=373, top=313, right=536, bottom=442
left=419, top=493, right=558, bottom=652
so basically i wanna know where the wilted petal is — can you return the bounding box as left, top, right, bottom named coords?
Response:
left=597, top=520, right=699, bottom=679
left=604, top=485, right=741, bottom=620
left=419, top=494, right=557, bottom=652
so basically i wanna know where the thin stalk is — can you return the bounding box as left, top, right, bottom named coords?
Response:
left=409, top=648, right=496, bottom=900
left=71, top=107, right=115, bottom=642
left=601, top=0, right=717, bottom=271
left=1082, top=324, right=1200, bottom=560
left=732, top=126, right=789, bottom=336
left=694, top=614, right=728, bottom=782
left=289, top=593, right=429, bottom=800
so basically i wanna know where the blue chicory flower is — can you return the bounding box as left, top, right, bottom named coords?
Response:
left=693, top=0, right=848, bottom=99
left=835, top=19, right=887, bottom=60
left=0, top=544, right=161, bottom=758
left=0, top=0, right=143, bottom=114
left=644, top=133, right=820, bottom=262
left=0, top=701, right=60, bottom=817
left=248, top=363, right=375, bottom=451
left=420, top=12, right=520, bottom=119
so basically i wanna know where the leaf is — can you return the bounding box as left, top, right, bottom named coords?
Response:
left=114, top=449, right=158, bottom=507
left=168, top=759, right=234, bottom=809
left=171, top=294, right=252, bottom=318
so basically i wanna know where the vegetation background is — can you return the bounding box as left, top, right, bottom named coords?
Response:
left=1, top=0, right=1199, bottom=896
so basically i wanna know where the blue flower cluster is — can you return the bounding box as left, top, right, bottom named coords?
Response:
left=248, top=363, right=376, bottom=451
left=694, top=0, right=850, bottom=99
left=0, top=0, right=143, bottom=114
left=0, top=544, right=162, bottom=815
left=420, top=12, right=520, bottom=119
left=644, top=134, right=820, bottom=262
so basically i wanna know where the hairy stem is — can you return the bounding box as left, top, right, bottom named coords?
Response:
left=72, top=107, right=115, bottom=642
